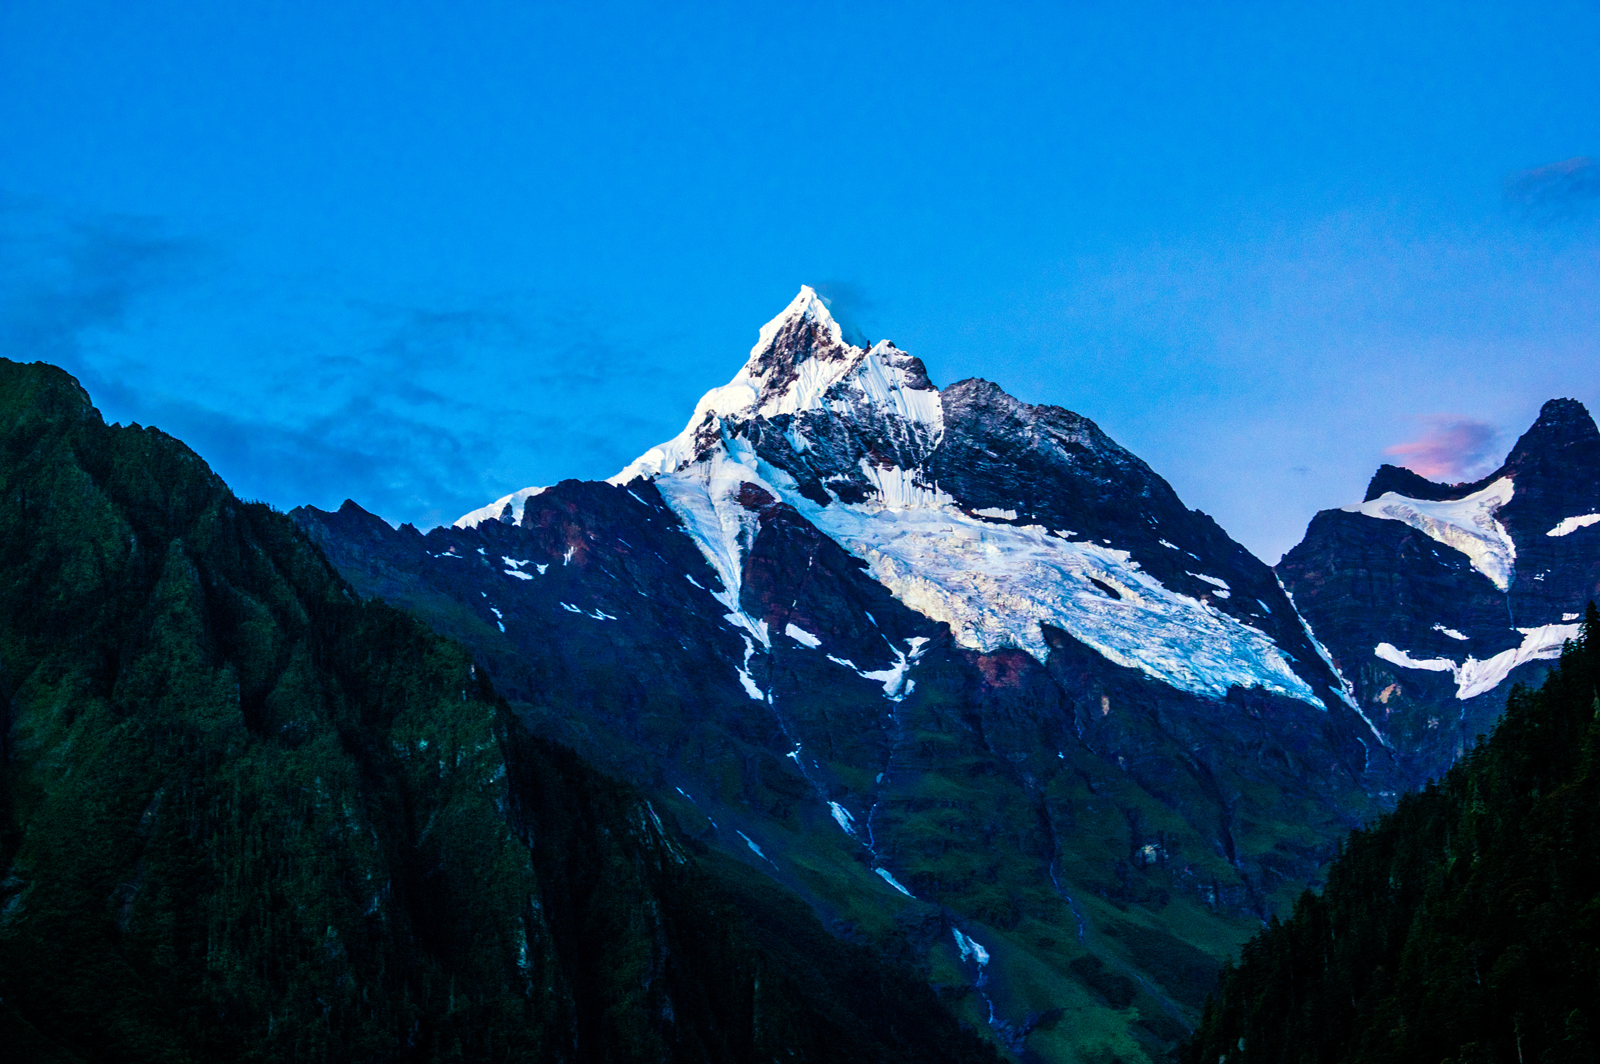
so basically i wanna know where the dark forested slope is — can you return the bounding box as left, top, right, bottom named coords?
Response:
left=1182, top=608, right=1600, bottom=1064
left=0, top=359, right=993, bottom=1064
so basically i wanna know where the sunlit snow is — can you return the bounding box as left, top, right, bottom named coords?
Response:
left=737, top=831, right=774, bottom=865
left=735, top=636, right=768, bottom=702
left=1375, top=622, right=1580, bottom=700
left=784, top=622, right=822, bottom=648
left=598, top=286, right=1322, bottom=709
left=874, top=867, right=914, bottom=897
left=798, top=491, right=1316, bottom=705
left=454, top=486, right=547, bottom=528
left=953, top=928, right=990, bottom=965
left=651, top=452, right=771, bottom=647
left=609, top=286, right=942, bottom=485
left=1547, top=513, right=1600, bottom=537
left=1343, top=478, right=1516, bottom=590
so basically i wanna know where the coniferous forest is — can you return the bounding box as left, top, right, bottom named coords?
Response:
left=1182, top=610, right=1600, bottom=1064
left=0, top=358, right=996, bottom=1063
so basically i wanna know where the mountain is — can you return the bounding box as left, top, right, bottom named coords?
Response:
left=0, top=358, right=996, bottom=1064
left=1180, top=610, right=1600, bottom=1064
left=296, top=287, right=1396, bottom=1062
left=1278, top=398, right=1600, bottom=786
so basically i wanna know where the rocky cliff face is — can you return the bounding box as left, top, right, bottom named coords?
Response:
left=296, top=287, right=1396, bottom=1063
left=1278, top=398, right=1600, bottom=786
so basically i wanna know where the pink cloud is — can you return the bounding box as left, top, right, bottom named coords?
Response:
left=1384, top=417, right=1499, bottom=482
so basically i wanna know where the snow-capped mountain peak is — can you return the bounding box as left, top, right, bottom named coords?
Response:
left=610, top=285, right=941, bottom=485
left=590, top=289, right=1348, bottom=711
left=461, top=288, right=1356, bottom=717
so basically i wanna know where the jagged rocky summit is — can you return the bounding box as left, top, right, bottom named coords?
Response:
left=486, top=285, right=1362, bottom=718
left=1279, top=396, right=1600, bottom=785
left=297, top=287, right=1399, bottom=1063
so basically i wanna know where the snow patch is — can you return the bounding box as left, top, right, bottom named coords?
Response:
left=1343, top=477, right=1516, bottom=590
left=825, top=643, right=919, bottom=700
left=504, top=570, right=533, bottom=581
left=1375, top=622, right=1580, bottom=700
left=1547, top=513, right=1600, bottom=537
left=735, top=636, right=768, bottom=702
left=857, top=642, right=918, bottom=701
left=1432, top=624, right=1469, bottom=641
left=737, top=831, right=774, bottom=865
left=611, top=286, right=1323, bottom=708
left=799, top=492, right=1318, bottom=706
left=1190, top=572, right=1231, bottom=590
left=1279, top=579, right=1382, bottom=741
left=784, top=622, right=822, bottom=648
left=1374, top=643, right=1456, bottom=673
left=828, top=802, right=857, bottom=837
left=650, top=447, right=771, bottom=646
left=454, top=486, right=547, bottom=528
left=952, top=928, right=990, bottom=966
left=974, top=506, right=1019, bottom=520
left=874, top=868, right=914, bottom=897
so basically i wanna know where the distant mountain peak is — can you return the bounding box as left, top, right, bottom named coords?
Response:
left=1531, top=396, right=1595, bottom=434
left=1503, top=397, right=1600, bottom=474
left=750, top=284, right=847, bottom=361
left=1363, top=400, right=1600, bottom=505
left=460, top=290, right=1349, bottom=713
left=610, top=286, right=940, bottom=484
left=1362, top=463, right=1463, bottom=503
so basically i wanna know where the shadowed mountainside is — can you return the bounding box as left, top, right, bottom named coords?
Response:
left=0, top=358, right=995, bottom=1064
left=1183, top=608, right=1600, bottom=1064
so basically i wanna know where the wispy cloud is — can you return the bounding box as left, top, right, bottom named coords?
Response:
left=1504, top=157, right=1600, bottom=222
left=1383, top=416, right=1500, bottom=482
left=0, top=197, right=204, bottom=366
left=813, top=280, right=876, bottom=348
left=0, top=200, right=690, bottom=526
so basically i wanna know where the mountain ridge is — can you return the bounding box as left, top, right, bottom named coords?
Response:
left=0, top=357, right=997, bottom=1064
left=1280, top=396, right=1600, bottom=785
left=289, top=288, right=1600, bottom=1062
left=299, top=288, right=1407, bottom=1061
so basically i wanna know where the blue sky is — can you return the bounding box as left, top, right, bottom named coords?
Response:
left=2, top=1, right=1597, bottom=559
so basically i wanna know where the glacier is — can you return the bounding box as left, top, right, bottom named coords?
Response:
left=1343, top=478, right=1516, bottom=591
left=586, top=286, right=1324, bottom=709
left=1375, top=622, right=1580, bottom=700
